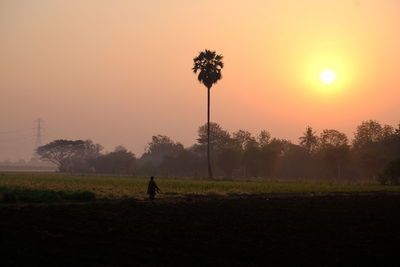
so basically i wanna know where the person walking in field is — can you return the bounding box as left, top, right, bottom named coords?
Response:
left=147, top=176, right=161, bottom=200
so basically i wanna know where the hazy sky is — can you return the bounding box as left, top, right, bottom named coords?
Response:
left=1, top=0, right=399, bottom=160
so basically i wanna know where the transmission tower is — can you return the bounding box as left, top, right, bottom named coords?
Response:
left=32, top=118, right=44, bottom=160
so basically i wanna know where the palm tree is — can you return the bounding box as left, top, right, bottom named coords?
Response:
left=299, top=126, right=319, bottom=153
left=193, top=49, right=224, bottom=179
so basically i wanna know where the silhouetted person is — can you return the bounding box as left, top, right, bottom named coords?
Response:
left=147, top=176, right=160, bottom=200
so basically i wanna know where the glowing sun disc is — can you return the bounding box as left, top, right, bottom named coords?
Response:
left=320, top=69, right=336, bottom=84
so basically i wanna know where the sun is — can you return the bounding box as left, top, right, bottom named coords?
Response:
left=302, top=51, right=356, bottom=98
left=320, top=69, right=336, bottom=84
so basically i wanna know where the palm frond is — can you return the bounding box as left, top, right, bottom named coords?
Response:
left=192, top=49, right=224, bottom=89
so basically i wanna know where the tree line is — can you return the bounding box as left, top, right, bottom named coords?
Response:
left=37, top=120, right=400, bottom=183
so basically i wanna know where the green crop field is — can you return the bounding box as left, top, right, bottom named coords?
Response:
left=0, top=172, right=400, bottom=203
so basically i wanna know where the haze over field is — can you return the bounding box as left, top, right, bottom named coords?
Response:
left=1, top=0, right=399, bottom=160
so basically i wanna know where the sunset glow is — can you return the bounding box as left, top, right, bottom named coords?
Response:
left=0, top=0, right=399, bottom=161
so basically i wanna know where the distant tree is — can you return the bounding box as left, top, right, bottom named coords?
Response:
left=114, top=145, right=128, bottom=152
left=216, top=144, right=242, bottom=179
left=37, top=139, right=102, bottom=172
left=232, top=130, right=260, bottom=177
left=232, top=130, right=255, bottom=150
left=318, top=129, right=350, bottom=179
left=259, top=139, right=287, bottom=177
left=299, top=126, right=319, bottom=153
left=352, top=120, right=394, bottom=148
left=257, top=130, right=271, bottom=147
left=242, top=140, right=261, bottom=177
left=140, top=135, right=184, bottom=166
left=320, top=129, right=348, bottom=147
left=279, top=144, right=311, bottom=179
left=160, top=148, right=205, bottom=177
left=352, top=120, right=398, bottom=178
left=197, top=122, right=231, bottom=150
left=92, top=146, right=136, bottom=175
left=395, top=123, right=400, bottom=136
left=193, top=49, right=224, bottom=179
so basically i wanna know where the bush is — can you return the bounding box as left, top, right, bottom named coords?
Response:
left=376, top=173, right=389, bottom=185
left=379, top=159, right=400, bottom=185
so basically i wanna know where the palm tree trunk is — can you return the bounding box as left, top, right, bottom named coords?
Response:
left=207, top=86, right=213, bottom=179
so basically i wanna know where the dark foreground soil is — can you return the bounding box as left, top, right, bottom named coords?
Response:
left=1, top=194, right=400, bottom=266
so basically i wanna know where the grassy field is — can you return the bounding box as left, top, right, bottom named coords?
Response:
left=0, top=172, right=400, bottom=203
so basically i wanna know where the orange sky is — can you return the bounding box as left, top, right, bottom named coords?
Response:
left=1, top=0, right=399, bottom=160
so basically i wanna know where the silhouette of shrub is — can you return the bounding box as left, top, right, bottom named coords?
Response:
left=376, top=173, right=389, bottom=185
left=379, top=159, right=400, bottom=185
